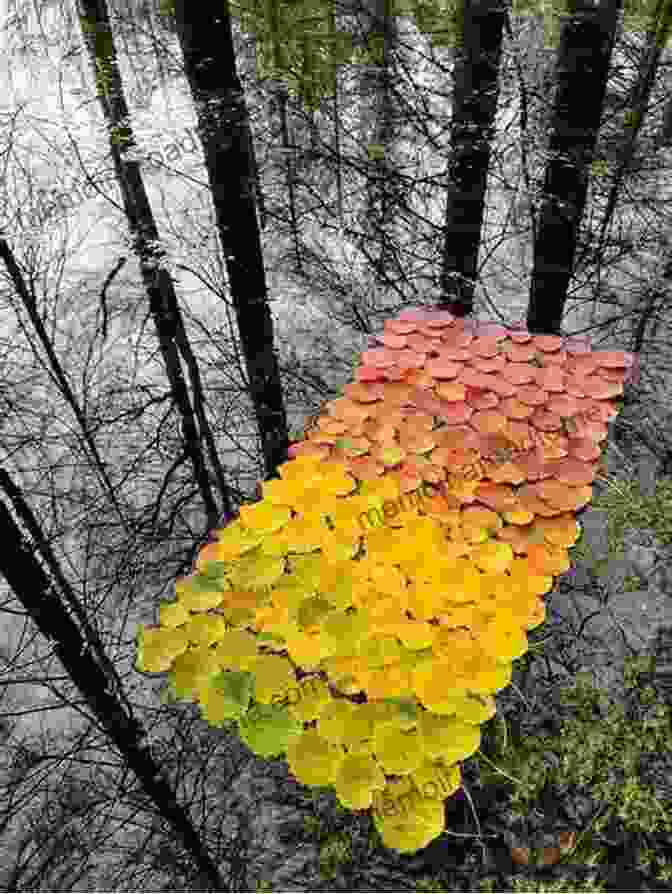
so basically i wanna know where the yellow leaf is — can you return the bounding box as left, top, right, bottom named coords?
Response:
left=159, top=600, right=190, bottom=628
left=470, top=541, right=514, bottom=574
left=136, top=625, right=189, bottom=673
left=183, top=614, right=228, bottom=646
left=228, top=551, right=286, bottom=591
left=239, top=501, right=292, bottom=535
left=170, top=645, right=220, bottom=700
left=253, top=654, right=298, bottom=704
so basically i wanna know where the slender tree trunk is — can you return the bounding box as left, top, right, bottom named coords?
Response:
left=0, top=238, right=131, bottom=535
left=359, top=0, right=399, bottom=285
left=526, top=0, right=622, bottom=335
left=171, top=1, right=291, bottom=482
left=0, top=470, right=225, bottom=892
left=76, top=0, right=233, bottom=532
left=279, top=88, right=304, bottom=275
left=238, top=28, right=268, bottom=231
left=333, top=67, right=345, bottom=223
left=593, top=0, right=672, bottom=264
left=437, top=0, right=507, bottom=316
left=0, top=467, right=129, bottom=716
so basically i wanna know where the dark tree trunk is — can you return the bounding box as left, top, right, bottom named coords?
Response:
left=171, top=1, right=291, bottom=481
left=358, top=0, right=400, bottom=285
left=437, top=0, right=507, bottom=316
left=526, top=0, right=622, bottom=335
left=661, top=94, right=672, bottom=145
left=0, top=470, right=225, bottom=892
left=76, top=0, right=233, bottom=533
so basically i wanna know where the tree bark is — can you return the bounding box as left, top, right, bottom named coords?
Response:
left=358, top=0, right=400, bottom=284
left=526, top=0, right=622, bottom=335
left=76, top=0, right=233, bottom=532
left=661, top=93, right=672, bottom=145
left=0, top=470, right=225, bottom=892
left=171, top=1, right=291, bottom=481
left=437, top=0, right=507, bottom=316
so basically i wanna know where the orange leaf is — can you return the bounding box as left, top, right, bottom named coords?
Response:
left=366, top=422, right=398, bottom=445
left=470, top=336, right=501, bottom=357
left=396, top=348, right=428, bottom=369
left=470, top=410, right=509, bottom=435
left=558, top=829, right=578, bottom=852
left=598, top=366, right=631, bottom=382
left=508, top=330, right=533, bottom=343
left=425, top=360, right=460, bottom=379
left=385, top=319, right=418, bottom=334
left=517, top=484, right=562, bottom=517
left=379, top=333, right=409, bottom=349
left=567, top=438, right=602, bottom=461
left=535, top=366, right=566, bottom=391
left=469, top=391, right=501, bottom=410
left=501, top=363, right=537, bottom=384
left=517, top=385, right=549, bottom=406
left=356, top=365, right=387, bottom=382
left=530, top=409, right=563, bottom=430
left=571, top=418, right=608, bottom=442
left=375, top=383, right=414, bottom=405
left=395, top=462, right=425, bottom=486
left=532, top=334, right=564, bottom=352
left=594, top=350, right=634, bottom=368
left=436, top=381, right=467, bottom=402
left=474, top=482, right=519, bottom=511
left=547, top=458, right=597, bottom=486
left=526, top=543, right=555, bottom=574
left=471, top=354, right=507, bottom=373
left=348, top=456, right=385, bottom=481
left=422, top=315, right=456, bottom=330
left=400, top=410, right=436, bottom=432
left=496, top=525, right=532, bottom=553
left=546, top=395, right=580, bottom=417
left=499, top=397, right=535, bottom=419
left=438, top=402, right=474, bottom=424
left=438, top=346, right=472, bottom=362
left=440, top=329, right=473, bottom=349
left=581, top=375, right=624, bottom=400
left=539, top=349, right=568, bottom=367
left=506, top=343, right=537, bottom=363
left=539, top=846, right=562, bottom=866
left=361, top=348, right=399, bottom=367
left=488, top=376, right=518, bottom=397
left=288, top=442, right=330, bottom=460
left=342, top=382, right=386, bottom=403
left=459, top=370, right=500, bottom=390
left=510, top=846, right=531, bottom=865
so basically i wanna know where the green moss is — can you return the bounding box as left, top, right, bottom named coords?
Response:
left=623, top=572, right=645, bottom=591
left=301, top=813, right=325, bottom=839
left=569, top=473, right=672, bottom=584
left=318, top=830, right=354, bottom=880
left=476, top=874, right=606, bottom=892
left=590, top=474, right=672, bottom=555
left=475, top=657, right=672, bottom=844
left=415, top=877, right=452, bottom=891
